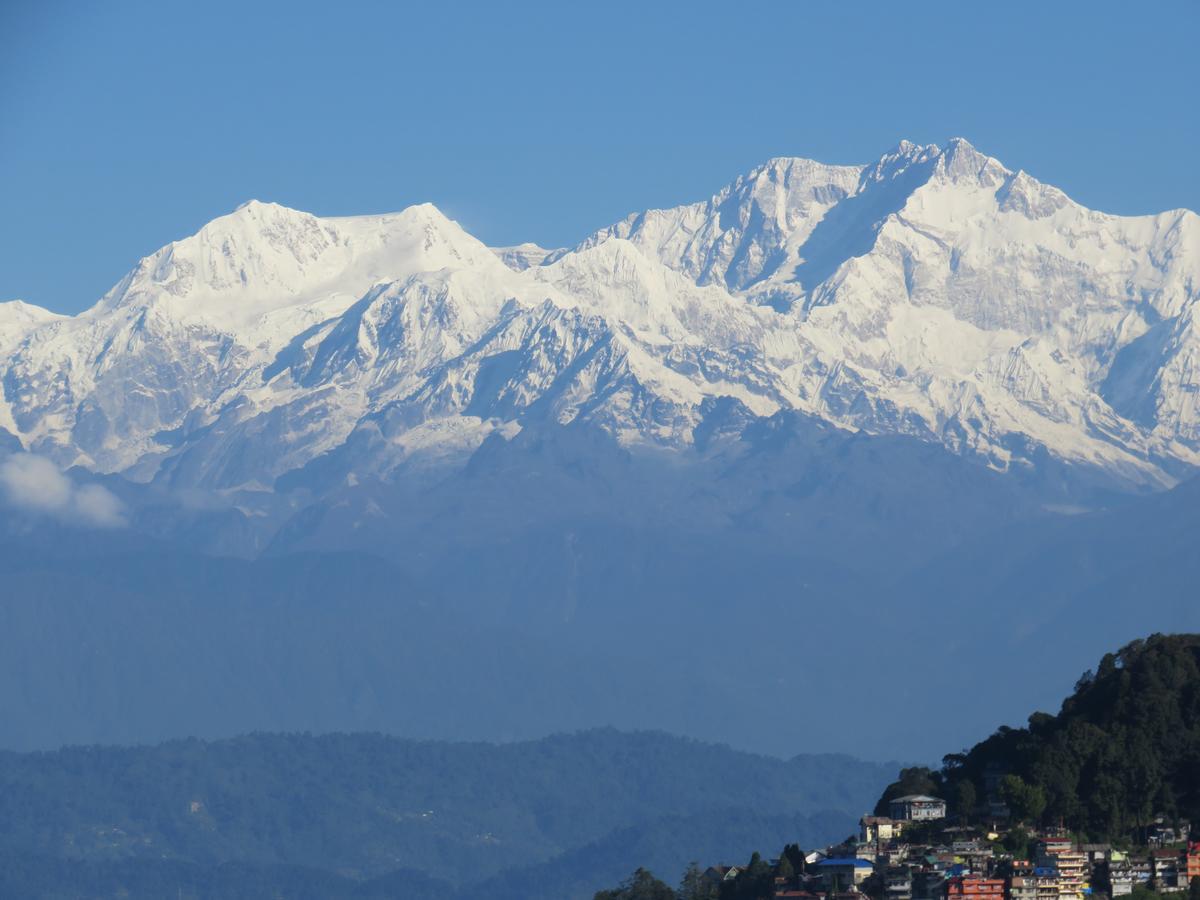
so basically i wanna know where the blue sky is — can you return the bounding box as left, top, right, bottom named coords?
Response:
left=3, top=0, right=1198, bottom=314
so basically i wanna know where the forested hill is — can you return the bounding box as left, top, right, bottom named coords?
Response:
left=0, top=729, right=891, bottom=900
left=876, top=633, right=1200, bottom=839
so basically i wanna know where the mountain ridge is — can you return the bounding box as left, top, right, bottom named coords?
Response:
left=3, top=138, right=1196, bottom=507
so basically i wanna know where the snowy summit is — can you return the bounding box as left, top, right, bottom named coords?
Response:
left=1, top=139, right=1198, bottom=494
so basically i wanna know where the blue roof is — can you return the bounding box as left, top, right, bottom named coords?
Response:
left=817, top=859, right=874, bottom=868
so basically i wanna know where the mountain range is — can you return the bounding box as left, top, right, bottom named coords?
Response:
left=4, top=138, right=1199, bottom=500
left=1, top=138, right=1199, bottom=759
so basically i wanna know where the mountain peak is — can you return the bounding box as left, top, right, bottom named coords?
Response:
left=934, top=136, right=1008, bottom=184
left=862, top=140, right=941, bottom=185
left=0, top=299, right=63, bottom=329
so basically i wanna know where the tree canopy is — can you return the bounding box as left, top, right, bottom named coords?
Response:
left=875, top=634, right=1200, bottom=841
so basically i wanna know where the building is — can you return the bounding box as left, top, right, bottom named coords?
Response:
left=1008, top=875, right=1038, bottom=900
left=1104, top=853, right=1153, bottom=897
left=1147, top=817, right=1191, bottom=848
left=885, top=866, right=914, bottom=900
left=945, top=875, right=1005, bottom=900
left=1037, top=838, right=1087, bottom=899
left=1031, top=868, right=1060, bottom=900
left=816, top=859, right=875, bottom=889
left=1186, top=842, right=1200, bottom=882
left=1152, top=849, right=1183, bottom=891
left=890, top=795, right=948, bottom=822
left=703, top=865, right=742, bottom=887
left=863, top=816, right=903, bottom=844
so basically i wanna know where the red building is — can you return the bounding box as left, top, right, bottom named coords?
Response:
left=946, top=875, right=1006, bottom=900
left=1186, top=842, right=1200, bottom=882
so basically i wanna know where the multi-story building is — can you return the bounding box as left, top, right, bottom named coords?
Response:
left=891, top=795, right=948, bottom=822
left=886, top=866, right=914, bottom=900
left=862, top=817, right=903, bottom=844
left=1031, top=866, right=1061, bottom=900
left=1152, top=849, right=1184, bottom=891
left=1105, top=855, right=1152, bottom=897
left=916, top=870, right=949, bottom=900
left=1037, top=839, right=1087, bottom=899
left=945, top=875, right=1005, bottom=900
left=815, top=858, right=875, bottom=890
left=1007, top=875, right=1038, bottom=900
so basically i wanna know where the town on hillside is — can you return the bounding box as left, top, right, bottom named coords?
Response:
left=682, top=795, right=1198, bottom=900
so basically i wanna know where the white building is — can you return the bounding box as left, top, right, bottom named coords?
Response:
left=889, top=794, right=947, bottom=821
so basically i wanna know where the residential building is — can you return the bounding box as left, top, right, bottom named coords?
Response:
left=816, top=858, right=875, bottom=889
left=703, top=865, right=742, bottom=887
left=891, top=795, right=948, bottom=822
left=1008, top=875, right=1038, bottom=900
left=1031, top=868, right=1060, bottom=900
left=1152, top=849, right=1183, bottom=891
left=945, top=874, right=1005, bottom=900
left=1106, top=856, right=1152, bottom=897
left=916, top=871, right=949, bottom=900
left=1148, top=817, right=1191, bottom=848
left=1037, top=839, right=1087, bottom=899
left=863, top=816, right=903, bottom=844
left=886, top=866, right=914, bottom=900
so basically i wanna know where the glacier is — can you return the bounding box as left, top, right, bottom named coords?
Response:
left=2, top=138, right=1197, bottom=511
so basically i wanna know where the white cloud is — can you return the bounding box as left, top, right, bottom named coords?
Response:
left=0, top=453, right=127, bottom=528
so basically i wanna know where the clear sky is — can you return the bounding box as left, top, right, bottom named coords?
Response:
left=3, top=0, right=1198, bottom=314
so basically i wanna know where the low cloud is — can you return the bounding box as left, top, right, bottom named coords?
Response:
left=0, top=453, right=128, bottom=528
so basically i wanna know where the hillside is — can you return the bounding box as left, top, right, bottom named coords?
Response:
left=876, top=633, right=1200, bottom=839
left=0, top=730, right=891, bottom=899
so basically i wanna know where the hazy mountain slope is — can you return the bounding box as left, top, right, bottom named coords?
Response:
left=1, top=459, right=1196, bottom=760
left=2, top=140, right=1199, bottom=760
left=471, top=807, right=854, bottom=900
left=0, top=731, right=892, bottom=889
left=0, top=529, right=797, bottom=752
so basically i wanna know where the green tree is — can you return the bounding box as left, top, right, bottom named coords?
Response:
left=594, top=867, right=675, bottom=900
left=873, top=766, right=941, bottom=816
left=1001, top=774, right=1047, bottom=824
left=953, top=779, right=978, bottom=823
left=679, top=862, right=718, bottom=900
left=776, top=854, right=795, bottom=883
left=738, top=851, right=773, bottom=899
left=1001, top=827, right=1033, bottom=859
left=782, top=843, right=806, bottom=875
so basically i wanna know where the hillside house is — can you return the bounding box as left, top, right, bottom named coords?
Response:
left=1008, top=875, right=1038, bottom=900
left=945, top=875, right=1004, bottom=900
left=816, top=858, right=875, bottom=889
left=891, top=795, right=948, bottom=821
left=863, top=816, right=903, bottom=843
left=1151, top=849, right=1184, bottom=891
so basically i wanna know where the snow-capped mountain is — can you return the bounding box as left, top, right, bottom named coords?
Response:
left=2, top=138, right=1198, bottom=505
left=4, top=140, right=1200, bottom=761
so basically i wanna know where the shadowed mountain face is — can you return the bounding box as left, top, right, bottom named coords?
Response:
left=0, top=730, right=895, bottom=900
left=1, top=435, right=1197, bottom=761
left=1, top=140, right=1199, bottom=761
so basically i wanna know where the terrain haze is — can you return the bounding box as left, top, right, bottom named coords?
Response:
left=1, top=138, right=1197, bottom=762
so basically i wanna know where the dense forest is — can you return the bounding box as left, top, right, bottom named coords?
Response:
left=875, top=634, right=1200, bottom=839
left=590, top=634, right=1200, bottom=899
left=0, top=729, right=888, bottom=899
